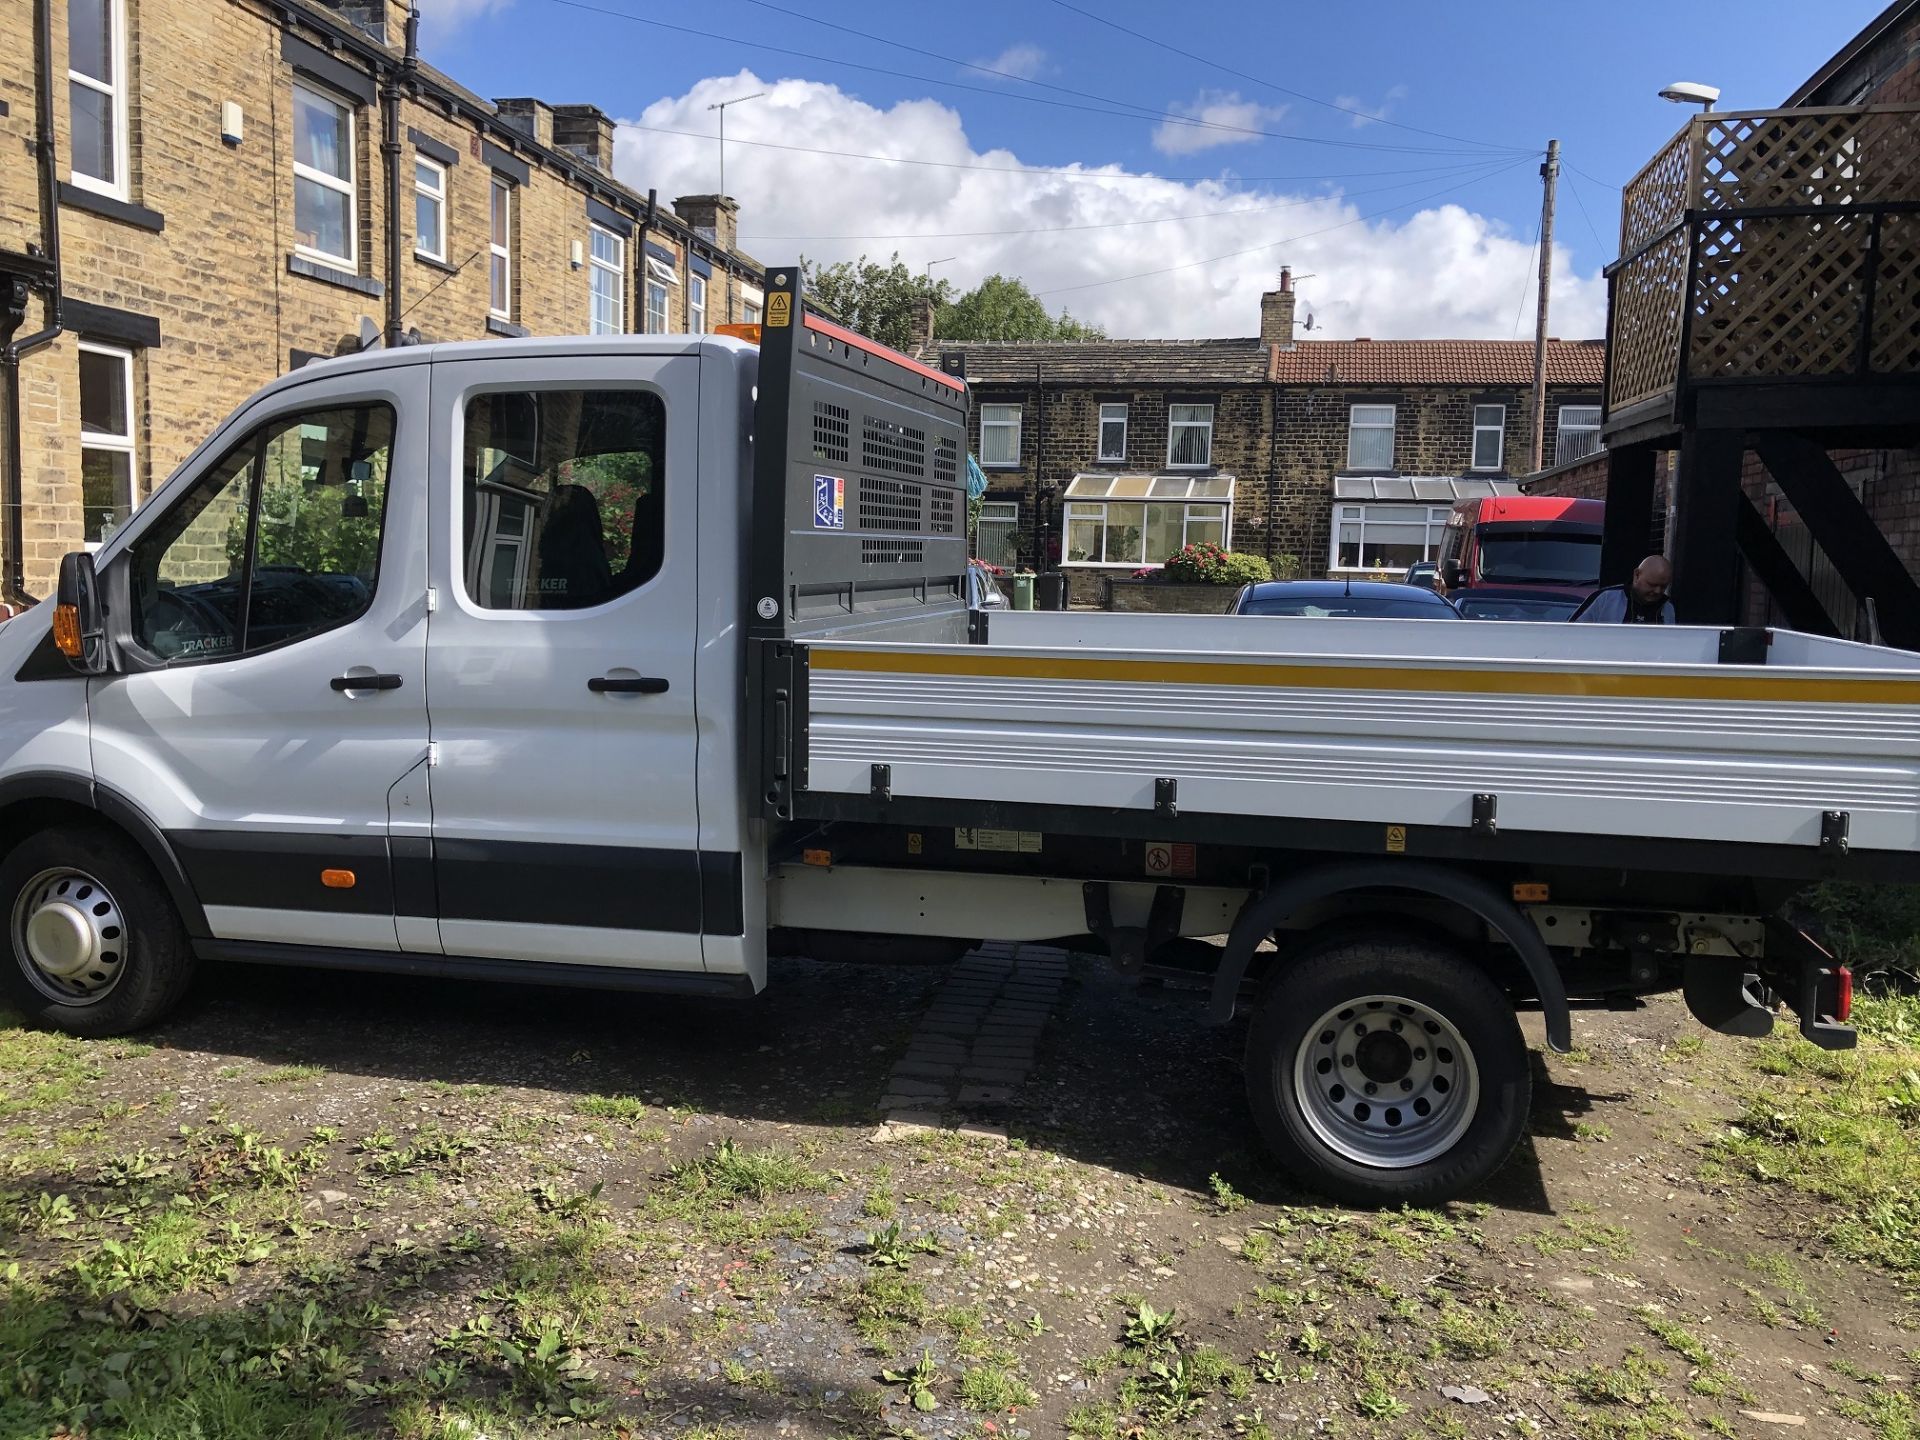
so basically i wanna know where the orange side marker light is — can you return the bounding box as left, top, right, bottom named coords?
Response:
left=321, top=869, right=357, bottom=889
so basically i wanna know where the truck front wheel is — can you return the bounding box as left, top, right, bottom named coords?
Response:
left=1245, top=937, right=1529, bottom=1207
left=0, top=824, right=196, bottom=1038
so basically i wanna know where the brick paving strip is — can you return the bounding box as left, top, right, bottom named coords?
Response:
left=873, top=941, right=1068, bottom=1134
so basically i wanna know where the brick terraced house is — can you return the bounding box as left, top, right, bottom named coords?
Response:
left=923, top=275, right=1605, bottom=602
left=0, top=0, right=764, bottom=597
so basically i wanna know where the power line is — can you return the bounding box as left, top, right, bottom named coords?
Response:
left=1042, top=0, right=1531, bottom=155
left=1566, top=162, right=1623, bottom=192
left=1510, top=221, right=1539, bottom=340
left=1564, top=164, right=1613, bottom=258
left=1033, top=157, right=1530, bottom=296
left=740, top=161, right=1512, bottom=241
left=728, top=0, right=1525, bottom=156
left=614, top=115, right=1509, bottom=188
left=545, top=0, right=1518, bottom=156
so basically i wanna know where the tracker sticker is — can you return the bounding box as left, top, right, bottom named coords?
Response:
left=813, top=473, right=845, bottom=529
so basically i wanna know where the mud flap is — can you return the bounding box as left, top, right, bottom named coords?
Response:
left=1682, top=956, right=1775, bottom=1039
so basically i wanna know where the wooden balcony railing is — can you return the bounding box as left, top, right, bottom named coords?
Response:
left=1604, top=104, right=1920, bottom=421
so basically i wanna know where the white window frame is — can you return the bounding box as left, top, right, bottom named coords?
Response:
left=413, top=155, right=447, bottom=263
left=975, top=499, right=1020, bottom=568
left=687, top=272, right=707, bottom=333
left=68, top=0, right=129, bottom=199
left=1166, top=403, right=1213, bottom=469
left=1471, top=404, right=1505, bottom=472
left=1555, top=404, right=1604, bottom=465
left=488, top=175, right=513, bottom=319
left=741, top=282, right=764, bottom=326
left=1329, top=501, right=1453, bottom=575
left=645, top=279, right=670, bottom=334
left=1097, top=403, right=1128, bottom=463
left=1060, top=475, right=1235, bottom=567
left=291, top=82, right=357, bottom=271
left=77, top=340, right=138, bottom=550
left=1346, top=404, right=1396, bottom=471
left=589, top=224, right=626, bottom=335
left=980, top=404, right=1023, bottom=468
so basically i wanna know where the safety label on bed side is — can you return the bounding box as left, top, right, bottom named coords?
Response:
left=954, top=828, right=1042, bottom=854
left=1144, top=842, right=1196, bottom=878
left=813, top=473, right=845, bottom=529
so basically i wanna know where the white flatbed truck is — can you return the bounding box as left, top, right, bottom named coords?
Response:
left=7, top=268, right=1916, bottom=1203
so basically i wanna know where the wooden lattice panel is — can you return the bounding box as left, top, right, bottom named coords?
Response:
left=1620, top=129, right=1691, bottom=253
left=1696, top=107, right=1920, bottom=213
left=1689, top=212, right=1872, bottom=379
left=1607, top=230, right=1688, bottom=411
left=1870, top=213, right=1920, bottom=376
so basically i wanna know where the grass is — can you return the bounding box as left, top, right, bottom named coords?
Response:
left=1715, top=992, right=1920, bottom=1272
left=257, top=1064, right=323, bottom=1085
left=0, top=1011, right=102, bottom=1119
left=573, top=1094, right=648, bottom=1122
left=667, top=1138, right=830, bottom=1202
left=957, top=1357, right=1036, bottom=1412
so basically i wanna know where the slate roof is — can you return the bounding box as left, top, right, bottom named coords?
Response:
left=917, top=337, right=1607, bottom=388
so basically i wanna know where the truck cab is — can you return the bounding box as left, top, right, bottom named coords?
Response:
left=1436, top=495, right=1603, bottom=620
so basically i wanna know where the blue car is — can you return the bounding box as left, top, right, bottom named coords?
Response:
left=1231, top=578, right=1463, bottom=619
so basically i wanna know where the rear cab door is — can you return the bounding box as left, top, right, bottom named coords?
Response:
left=422, top=345, right=710, bottom=970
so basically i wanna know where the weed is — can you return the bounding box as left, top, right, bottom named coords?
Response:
left=845, top=1272, right=929, bottom=1348
left=1240, top=1229, right=1273, bottom=1265
left=529, top=1179, right=604, bottom=1216
left=1354, top=1372, right=1409, bottom=1420
left=863, top=1220, right=940, bottom=1268
left=1524, top=1216, right=1636, bottom=1260
left=1140, top=1353, right=1205, bottom=1422
left=573, top=1094, right=648, bottom=1122
left=1636, top=1306, right=1712, bottom=1366
left=862, top=1182, right=897, bottom=1221
left=669, top=1138, right=829, bottom=1201
left=1123, top=1299, right=1180, bottom=1349
left=941, top=1304, right=986, bottom=1338
left=881, top=1350, right=941, bottom=1412
left=957, top=1357, right=1035, bottom=1412
left=259, top=1064, right=323, bottom=1085
left=1565, top=1346, right=1669, bottom=1405
left=1434, top=1300, right=1518, bottom=1360
left=1208, top=1171, right=1250, bottom=1213
left=1573, top=1120, right=1614, bottom=1142
left=1291, top=1321, right=1331, bottom=1359
left=1066, top=1400, right=1126, bottom=1438
left=26, top=1191, right=77, bottom=1233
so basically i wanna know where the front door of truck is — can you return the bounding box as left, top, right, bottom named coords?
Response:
left=421, top=353, right=705, bottom=971
left=88, top=362, right=432, bottom=951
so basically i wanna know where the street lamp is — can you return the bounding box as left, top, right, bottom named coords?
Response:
left=706, top=91, right=765, bottom=198
left=1658, top=81, right=1720, bottom=112
left=925, top=256, right=957, bottom=281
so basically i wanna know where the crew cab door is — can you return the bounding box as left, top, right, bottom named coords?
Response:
left=422, top=352, right=706, bottom=971
left=88, top=362, right=432, bottom=949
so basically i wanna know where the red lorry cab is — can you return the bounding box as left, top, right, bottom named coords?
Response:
left=1435, top=495, right=1604, bottom=620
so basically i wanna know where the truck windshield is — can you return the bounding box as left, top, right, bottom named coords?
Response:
left=1476, top=532, right=1601, bottom=585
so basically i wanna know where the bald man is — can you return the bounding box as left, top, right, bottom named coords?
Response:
left=1570, top=555, right=1676, bottom=624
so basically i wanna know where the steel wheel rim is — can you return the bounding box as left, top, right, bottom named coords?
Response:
left=11, top=867, right=128, bottom=1005
left=1291, top=993, right=1480, bottom=1169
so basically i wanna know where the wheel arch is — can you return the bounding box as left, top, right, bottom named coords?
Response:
left=1209, top=859, right=1571, bottom=1053
left=0, top=773, right=210, bottom=939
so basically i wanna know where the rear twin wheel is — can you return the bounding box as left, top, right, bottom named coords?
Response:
left=1245, top=937, right=1530, bottom=1207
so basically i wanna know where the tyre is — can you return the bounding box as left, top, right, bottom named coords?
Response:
left=0, top=823, right=196, bottom=1037
left=1244, top=936, right=1529, bottom=1207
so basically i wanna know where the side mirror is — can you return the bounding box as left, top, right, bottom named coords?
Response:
left=1441, top=561, right=1464, bottom=589
left=53, top=551, right=109, bottom=675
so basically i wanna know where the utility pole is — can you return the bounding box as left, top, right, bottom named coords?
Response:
left=1529, top=138, right=1560, bottom=474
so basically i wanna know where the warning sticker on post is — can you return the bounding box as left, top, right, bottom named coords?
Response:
left=765, top=292, right=793, bottom=327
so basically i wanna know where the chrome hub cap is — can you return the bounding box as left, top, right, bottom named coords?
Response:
left=1293, top=994, right=1479, bottom=1168
left=13, top=868, right=127, bottom=1003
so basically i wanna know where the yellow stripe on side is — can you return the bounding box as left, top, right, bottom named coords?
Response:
left=808, top=646, right=1920, bottom=706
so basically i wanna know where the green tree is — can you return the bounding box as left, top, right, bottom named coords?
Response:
left=802, top=255, right=1106, bottom=347
left=804, top=253, right=951, bottom=352
left=937, top=273, right=1104, bottom=342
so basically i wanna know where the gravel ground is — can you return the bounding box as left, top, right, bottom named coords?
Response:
left=2, top=945, right=1916, bottom=1439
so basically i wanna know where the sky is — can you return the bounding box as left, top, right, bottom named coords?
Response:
left=410, top=0, right=1885, bottom=341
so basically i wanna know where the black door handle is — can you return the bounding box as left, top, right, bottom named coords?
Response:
left=331, top=673, right=403, bottom=692
left=588, top=675, right=670, bottom=694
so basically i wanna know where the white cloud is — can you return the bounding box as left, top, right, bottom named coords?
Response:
left=1150, top=90, right=1288, bottom=156
left=1335, top=84, right=1409, bottom=129
left=975, top=43, right=1048, bottom=82
left=613, top=71, right=1606, bottom=342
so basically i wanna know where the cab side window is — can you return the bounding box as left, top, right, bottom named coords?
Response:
left=460, top=389, right=665, bottom=611
left=127, top=403, right=394, bottom=661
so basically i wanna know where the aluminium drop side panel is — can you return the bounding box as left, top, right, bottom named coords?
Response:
left=796, top=615, right=1920, bottom=857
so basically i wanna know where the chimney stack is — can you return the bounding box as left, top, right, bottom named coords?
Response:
left=493, top=97, right=554, bottom=147
left=672, top=194, right=740, bottom=252
left=908, top=294, right=937, bottom=350
left=552, top=104, right=616, bottom=172
left=1260, top=266, right=1298, bottom=348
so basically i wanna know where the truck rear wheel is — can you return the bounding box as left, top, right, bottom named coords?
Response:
left=1244, top=936, right=1529, bottom=1207
left=0, top=824, right=196, bottom=1038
